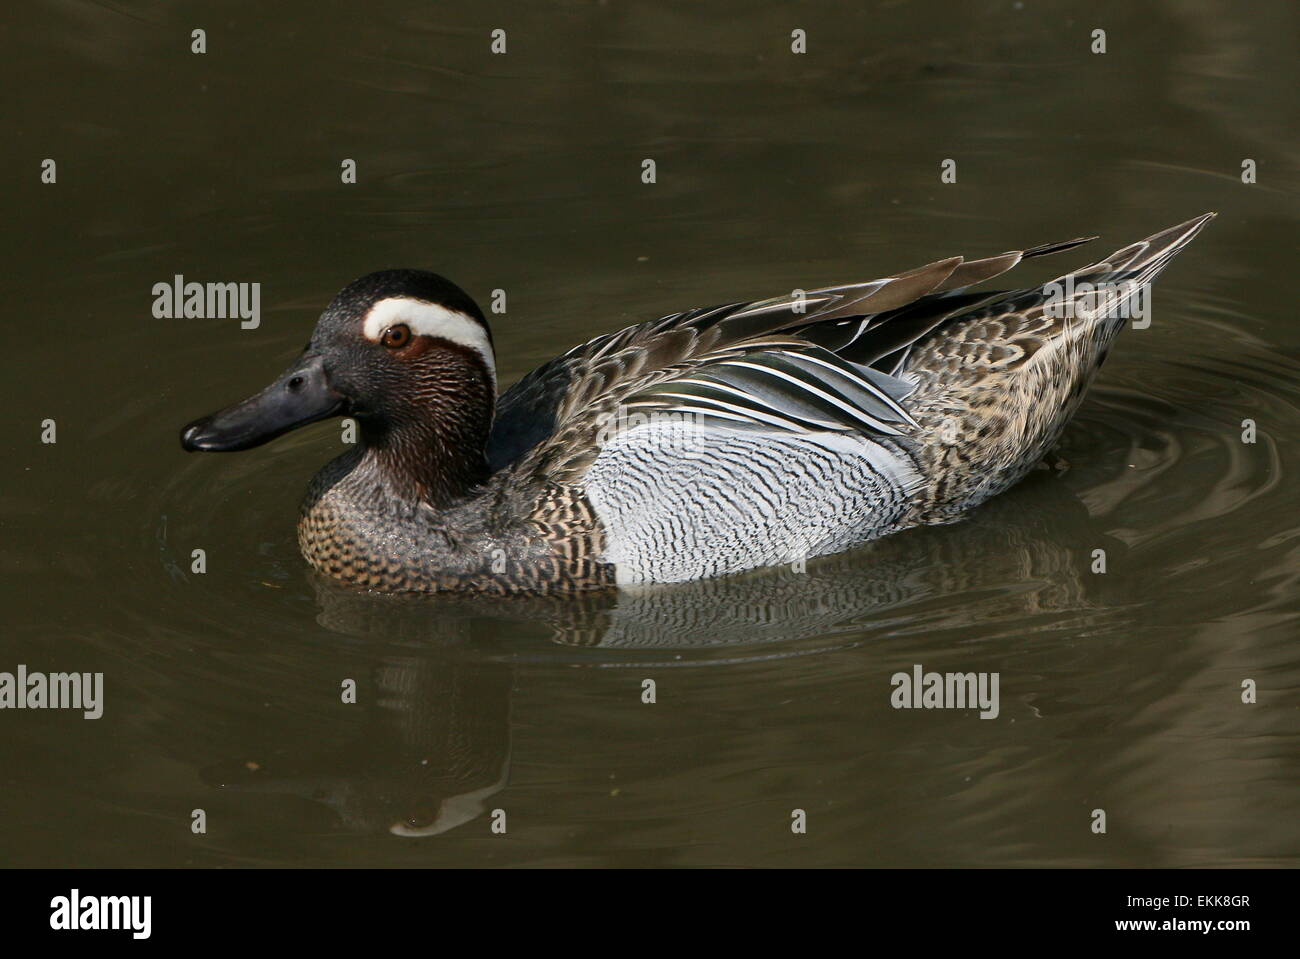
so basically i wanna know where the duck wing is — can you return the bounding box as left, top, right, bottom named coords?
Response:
left=488, top=231, right=1103, bottom=483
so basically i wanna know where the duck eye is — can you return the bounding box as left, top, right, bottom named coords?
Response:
left=381, top=324, right=412, bottom=349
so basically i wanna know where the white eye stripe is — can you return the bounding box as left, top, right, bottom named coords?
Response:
left=363, top=297, right=491, bottom=354
left=362, top=296, right=496, bottom=388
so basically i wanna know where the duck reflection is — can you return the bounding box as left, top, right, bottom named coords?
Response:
left=201, top=652, right=513, bottom=838
left=206, top=470, right=1119, bottom=837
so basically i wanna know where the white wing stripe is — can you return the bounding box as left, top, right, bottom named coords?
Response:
left=649, top=391, right=840, bottom=432
left=712, top=359, right=907, bottom=434
left=661, top=377, right=846, bottom=429
left=770, top=349, right=917, bottom=425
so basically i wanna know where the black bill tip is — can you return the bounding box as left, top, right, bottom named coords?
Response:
left=180, top=418, right=216, bottom=452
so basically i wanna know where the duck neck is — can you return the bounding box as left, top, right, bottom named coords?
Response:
left=356, top=391, right=493, bottom=511
left=359, top=429, right=486, bottom=510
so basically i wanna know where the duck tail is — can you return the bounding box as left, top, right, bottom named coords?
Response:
left=1057, top=212, right=1216, bottom=304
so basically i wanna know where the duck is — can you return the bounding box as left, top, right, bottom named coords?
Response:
left=181, top=213, right=1214, bottom=594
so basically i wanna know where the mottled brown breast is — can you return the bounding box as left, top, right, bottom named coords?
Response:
left=298, top=471, right=615, bottom=595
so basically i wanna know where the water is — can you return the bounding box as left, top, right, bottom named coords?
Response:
left=4, top=0, right=1297, bottom=866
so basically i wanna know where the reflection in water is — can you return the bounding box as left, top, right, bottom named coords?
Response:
left=203, top=654, right=513, bottom=838
left=206, top=473, right=1118, bottom=837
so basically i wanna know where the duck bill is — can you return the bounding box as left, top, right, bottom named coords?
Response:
left=180, top=354, right=346, bottom=452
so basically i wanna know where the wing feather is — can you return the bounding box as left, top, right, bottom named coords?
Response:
left=488, top=216, right=1212, bottom=484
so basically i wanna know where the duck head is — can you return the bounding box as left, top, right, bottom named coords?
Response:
left=180, top=270, right=496, bottom=505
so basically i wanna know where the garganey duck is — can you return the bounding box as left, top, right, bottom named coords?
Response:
left=181, top=214, right=1214, bottom=593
